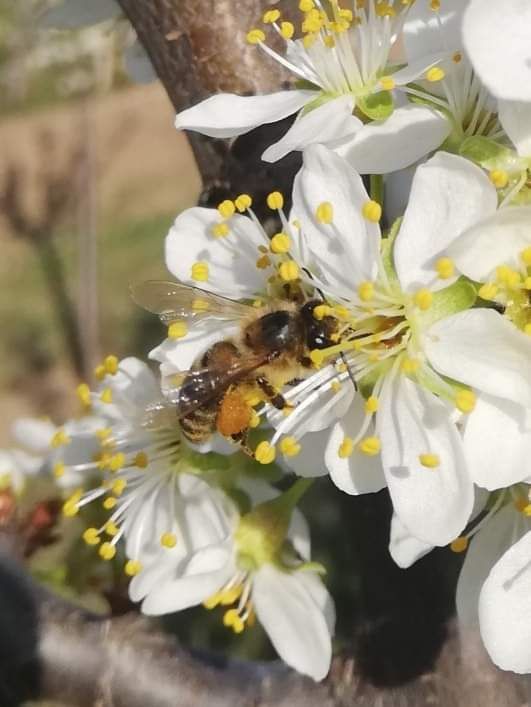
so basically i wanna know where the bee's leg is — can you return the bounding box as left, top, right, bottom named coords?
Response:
left=231, top=430, right=254, bottom=458
left=255, top=375, right=286, bottom=410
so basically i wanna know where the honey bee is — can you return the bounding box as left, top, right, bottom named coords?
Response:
left=131, top=281, right=340, bottom=450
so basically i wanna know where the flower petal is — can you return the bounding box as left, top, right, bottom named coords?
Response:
left=404, top=0, right=465, bottom=60
left=464, top=394, right=531, bottom=490
left=478, top=528, right=531, bottom=672
left=448, top=206, right=531, bottom=282
left=337, top=105, right=451, bottom=175
left=377, top=373, right=473, bottom=546
left=463, top=0, right=531, bottom=102
left=292, top=144, right=379, bottom=295
left=394, top=152, right=497, bottom=292
left=425, top=309, right=531, bottom=409
left=456, top=504, right=526, bottom=629
left=165, top=207, right=267, bottom=299
left=175, top=90, right=314, bottom=139
left=498, top=100, right=531, bottom=157
left=253, top=564, right=333, bottom=680
left=281, top=429, right=330, bottom=478
left=12, top=418, right=55, bottom=454
left=324, top=396, right=386, bottom=495
left=389, top=513, right=434, bottom=569
left=262, top=95, right=361, bottom=163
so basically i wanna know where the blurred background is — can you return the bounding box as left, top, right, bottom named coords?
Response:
left=0, top=0, right=200, bottom=445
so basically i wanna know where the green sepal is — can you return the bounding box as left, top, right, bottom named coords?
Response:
left=299, top=91, right=337, bottom=117
left=459, top=136, right=528, bottom=172
left=295, top=79, right=322, bottom=92
left=357, top=90, right=394, bottom=121
left=417, top=277, right=477, bottom=328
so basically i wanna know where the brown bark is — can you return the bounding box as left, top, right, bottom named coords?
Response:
left=115, top=0, right=300, bottom=210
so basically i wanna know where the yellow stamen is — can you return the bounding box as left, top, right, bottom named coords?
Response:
left=191, top=262, right=209, bottom=282
left=520, top=247, right=531, bottom=267
left=100, top=388, right=113, bottom=404
left=103, top=497, right=117, bottom=510
left=414, top=288, right=433, bottom=310
left=279, top=261, right=299, bottom=281
left=217, top=200, right=235, bottom=219
left=358, top=436, right=381, bottom=456
left=263, top=9, right=280, bottom=23
left=134, top=451, right=149, bottom=468
left=426, top=66, right=445, bottom=82
left=362, top=200, right=382, bottom=223
left=109, top=453, right=125, bottom=472
left=316, top=201, right=334, bottom=224
left=380, top=76, right=395, bottom=91
left=419, top=453, right=440, bottom=469
left=235, top=194, right=252, bottom=212
left=435, top=257, right=455, bottom=280
left=280, top=21, right=295, bottom=39
left=358, top=281, right=374, bottom=302
left=105, top=521, right=119, bottom=537
left=247, top=28, right=266, bottom=44
left=53, top=462, right=65, bottom=479
left=478, top=282, right=498, bottom=300
left=125, top=559, right=142, bottom=576
left=77, top=383, right=91, bottom=408
left=365, top=396, right=379, bottom=413
left=99, top=542, right=116, bottom=561
left=338, top=437, right=354, bottom=458
left=279, top=436, right=301, bottom=457
left=299, top=0, right=314, bottom=10
left=104, top=355, right=119, bottom=375
left=51, top=429, right=70, bottom=448
left=270, top=232, right=291, bottom=254
left=455, top=389, right=476, bottom=413
left=168, top=321, right=188, bottom=340
left=450, top=536, right=468, bottom=553
left=267, top=191, right=284, bottom=210
left=160, top=532, right=177, bottom=548
left=212, top=222, right=230, bottom=238
left=94, top=364, right=106, bottom=381
left=489, top=169, right=509, bottom=189
left=255, top=441, right=276, bottom=464
left=223, top=608, right=244, bottom=634
left=83, top=528, right=100, bottom=546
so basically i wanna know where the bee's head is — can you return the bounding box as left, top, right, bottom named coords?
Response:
left=300, top=300, right=338, bottom=350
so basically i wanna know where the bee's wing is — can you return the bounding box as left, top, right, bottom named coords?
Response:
left=145, top=353, right=271, bottom=425
left=130, top=280, right=252, bottom=324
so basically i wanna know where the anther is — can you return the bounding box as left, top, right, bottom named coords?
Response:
left=358, top=281, right=374, bottom=302
left=99, top=542, right=116, bottom=561
left=520, top=247, right=531, bottom=267
left=435, top=257, right=454, bottom=280
left=212, top=222, right=230, bottom=238
left=125, top=560, right=142, bottom=576
left=77, top=383, right=91, bottom=408
left=160, top=532, right=177, bottom=548
left=338, top=437, right=354, bottom=458
left=104, top=355, right=119, bottom=375
left=279, top=436, right=301, bottom=457
left=247, top=28, right=266, bottom=44
left=100, top=388, right=113, bottom=404
left=450, top=536, right=468, bottom=553
left=255, top=441, right=276, bottom=464
left=168, top=321, right=188, bottom=339
left=51, top=429, right=70, bottom=448
left=53, top=462, right=65, bottom=479
left=279, top=261, right=300, bottom=281
left=365, top=396, right=379, bottom=413
left=267, top=191, right=284, bottom=210
left=358, top=436, right=381, bottom=456
left=217, top=200, right=235, bottom=219
left=191, top=261, right=209, bottom=282
left=235, top=194, right=252, bottom=212
left=478, top=282, right=498, bottom=300
left=426, top=67, right=445, bottom=82
left=316, top=201, right=334, bottom=224
left=270, top=232, right=291, bottom=254
left=263, top=9, right=280, bottom=23
left=280, top=21, right=295, bottom=39
left=134, top=451, right=149, bottom=468
left=362, top=200, right=382, bottom=223
left=455, top=389, right=476, bottom=413
left=489, top=169, right=509, bottom=189
left=103, top=497, right=117, bottom=510
left=379, top=76, right=395, bottom=91
left=414, top=288, right=433, bottom=310
left=83, top=528, right=100, bottom=546
left=419, top=453, right=440, bottom=469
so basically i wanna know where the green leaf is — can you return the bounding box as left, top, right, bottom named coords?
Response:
left=357, top=90, right=394, bottom=121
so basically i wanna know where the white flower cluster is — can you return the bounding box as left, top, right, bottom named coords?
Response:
left=6, top=0, right=531, bottom=682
